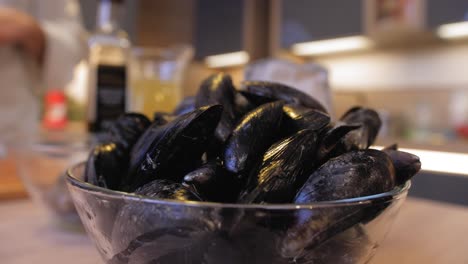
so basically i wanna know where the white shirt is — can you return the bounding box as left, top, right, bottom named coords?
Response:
left=0, top=0, right=85, bottom=143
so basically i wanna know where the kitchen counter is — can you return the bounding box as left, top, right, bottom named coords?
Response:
left=0, top=200, right=99, bottom=264
left=1, top=197, right=467, bottom=264
left=371, top=198, right=468, bottom=264
left=377, top=137, right=468, bottom=155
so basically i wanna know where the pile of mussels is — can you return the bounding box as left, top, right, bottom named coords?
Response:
left=84, top=73, right=421, bottom=262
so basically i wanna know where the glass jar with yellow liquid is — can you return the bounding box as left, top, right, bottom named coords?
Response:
left=129, top=46, right=193, bottom=117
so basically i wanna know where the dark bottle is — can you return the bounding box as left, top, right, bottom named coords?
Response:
left=87, top=0, right=130, bottom=132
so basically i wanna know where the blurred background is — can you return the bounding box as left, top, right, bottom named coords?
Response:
left=67, top=0, right=467, bottom=204
left=1, top=0, right=468, bottom=263
left=0, top=0, right=467, bottom=215
left=72, top=0, right=468, bottom=145
left=0, top=0, right=468, bottom=204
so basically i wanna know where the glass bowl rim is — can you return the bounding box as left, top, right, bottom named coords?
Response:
left=67, top=162, right=410, bottom=210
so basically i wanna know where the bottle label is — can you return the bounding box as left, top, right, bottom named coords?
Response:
left=94, top=64, right=126, bottom=132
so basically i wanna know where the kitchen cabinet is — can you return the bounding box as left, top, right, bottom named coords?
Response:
left=79, top=0, right=139, bottom=42
left=427, top=0, right=468, bottom=28
left=278, top=0, right=364, bottom=48
left=194, top=0, right=244, bottom=59
left=134, top=0, right=195, bottom=47
left=194, top=0, right=269, bottom=60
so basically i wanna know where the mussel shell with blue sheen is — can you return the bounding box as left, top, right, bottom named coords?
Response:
left=183, top=160, right=240, bottom=203
left=382, top=148, right=421, bottom=185
left=339, top=107, right=382, bottom=150
left=152, top=112, right=176, bottom=127
left=195, top=73, right=238, bottom=142
left=241, top=81, right=328, bottom=113
left=281, top=149, right=395, bottom=258
left=173, top=96, right=196, bottom=116
left=282, top=104, right=330, bottom=133
left=126, top=105, right=223, bottom=191
left=239, top=129, right=319, bottom=204
left=107, top=113, right=151, bottom=150
left=315, top=123, right=361, bottom=163
left=85, top=142, right=129, bottom=190
left=224, top=101, right=285, bottom=178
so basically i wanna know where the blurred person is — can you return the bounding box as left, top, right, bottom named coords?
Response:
left=0, top=0, right=85, bottom=155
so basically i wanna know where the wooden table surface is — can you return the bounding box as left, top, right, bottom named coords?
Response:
left=0, top=155, right=27, bottom=200
left=0, top=197, right=467, bottom=264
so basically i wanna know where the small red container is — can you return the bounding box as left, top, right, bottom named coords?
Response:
left=43, top=90, right=68, bottom=130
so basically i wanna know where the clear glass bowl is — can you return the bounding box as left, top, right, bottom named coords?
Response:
left=67, top=163, right=409, bottom=264
left=15, top=139, right=90, bottom=231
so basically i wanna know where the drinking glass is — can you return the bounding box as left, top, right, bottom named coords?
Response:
left=129, top=45, right=193, bottom=117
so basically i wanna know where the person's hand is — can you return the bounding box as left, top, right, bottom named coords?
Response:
left=0, top=7, right=45, bottom=64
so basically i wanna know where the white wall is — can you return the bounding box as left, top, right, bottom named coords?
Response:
left=315, top=43, right=468, bottom=91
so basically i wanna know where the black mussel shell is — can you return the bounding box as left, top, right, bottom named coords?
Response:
left=316, top=123, right=361, bottom=163
left=233, top=91, right=257, bottom=118
left=239, top=129, right=319, bottom=204
left=85, top=142, right=129, bottom=190
left=297, top=224, right=373, bottom=264
left=195, top=73, right=238, bottom=142
left=224, top=101, right=285, bottom=178
left=382, top=143, right=398, bottom=151
left=382, top=148, right=421, bottom=185
left=152, top=112, right=176, bottom=126
left=111, top=179, right=220, bottom=263
left=195, top=73, right=236, bottom=107
left=340, top=107, right=382, bottom=149
left=204, top=137, right=225, bottom=160
left=208, top=224, right=288, bottom=264
left=110, top=227, right=211, bottom=264
left=111, top=203, right=219, bottom=264
left=126, top=105, right=223, bottom=191
left=281, top=149, right=396, bottom=257
left=135, top=179, right=202, bottom=201
left=296, top=149, right=396, bottom=202
left=183, top=160, right=240, bottom=203
left=108, top=113, right=151, bottom=150
left=239, top=90, right=275, bottom=108
left=241, top=81, right=327, bottom=113
left=78, top=72, right=422, bottom=263
left=282, top=104, right=330, bottom=133
left=173, top=96, right=196, bottom=116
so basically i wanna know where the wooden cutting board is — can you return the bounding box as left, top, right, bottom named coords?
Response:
left=0, top=154, right=27, bottom=200
left=0, top=122, right=87, bottom=200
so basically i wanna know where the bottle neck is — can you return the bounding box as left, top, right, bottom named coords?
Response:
left=96, top=0, right=123, bottom=32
